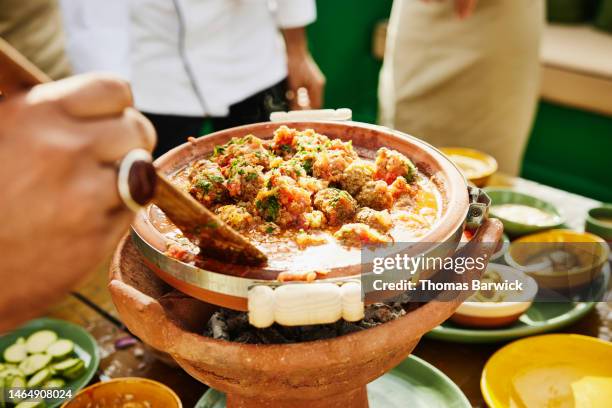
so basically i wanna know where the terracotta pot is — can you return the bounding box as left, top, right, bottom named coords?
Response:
left=109, top=219, right=503, bottom=408
left=131, top=121, right=473, bottom=310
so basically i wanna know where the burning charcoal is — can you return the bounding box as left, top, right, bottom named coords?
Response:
left=254, top=326, right=290, bottom=344
left=234, top=331, right=258, bottom=344
left=208, top=311, right=230, bottom=340
left=224, top=310, right=249, bottom=333
left=337, top=321, right=366, bottom=335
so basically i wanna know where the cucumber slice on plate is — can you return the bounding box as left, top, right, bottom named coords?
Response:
left=42, top=377, right=65, bottom=389
left=46, top=339, right=74, bottom=359
left=0, top=367, right=24, bottom=379
left=50, top=358, right=80, bottom=374
left=14, top=401, right=45, bottom=408
left=9, top=376, right=26, bottom=388
left=25, top=331, right=57, bottom=354
left=62, top=360, right=85, bottom=380
left=3, top=343, right=27, bottom=363
left=27, top=369, right=52, bottom=388
left=18, top=354, right=51, bottom=377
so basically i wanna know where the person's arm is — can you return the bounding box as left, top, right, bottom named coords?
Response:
left=0, top=74, right=156, bottom=331
left=422, top=0, right=478, bottom=19
left=275, top=0, right=325, bottom=109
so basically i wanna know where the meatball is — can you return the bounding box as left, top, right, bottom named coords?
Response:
left=271, top=125, right=298, bottom=157
left=313, top=188, right=358, bottom=226
left=356, top=180, right=393, bottom=210
left=312, top=149, right=354, bottom=184
left=188, top=159, right=228, bottom=207
left=274, top=158, right=308, bottom=180
left=254, top=175, right=312, bottom=227
left=327, top=138, right=358, bottom=160
left=215, top=205, right=254, bottom=231
left=389, top=176, right=417, bottom=208
left=302, top=210, right=327, bottom=229
left=374, top=147, right=417, bottom=184
left=212, top=134, right=271, bottom=169
left=334, top=223, right=392, bottom=247
left=355, top=208, right=392, bottom=232
left=339, top=159, right=375, bottom=196
left=298, top=176, right=328, bottom=194
left=294, top=129, right=330, bottom=153
left=225, top=161, right=265, bottom=201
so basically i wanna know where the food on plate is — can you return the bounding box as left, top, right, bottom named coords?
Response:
left=490, top=203, right=561, bottom=226
left=152, top=126, right=442, bottom=276
left=0, top=330, right=86, bottom=405
left=451, top=265, right=538, bottom=328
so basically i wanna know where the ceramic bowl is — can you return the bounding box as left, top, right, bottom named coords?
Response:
left=440, top=147, right=498, bottom=187
left=484, top=188, right=564, bottom=237
left=61, top=377, right=182, bottom=408
left=505, top=229, right=609, bottom=291
left=451, top=264, right=538, bottom=328
left=585, top=205, right=612, bottom=241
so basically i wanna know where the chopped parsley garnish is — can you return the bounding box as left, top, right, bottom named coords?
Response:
left=195, top=178, right=212, bottom=193
left=213, top=145, right=225, bottom=156
left=256, top=193, right=280, bottom=222
left=302, top=158, right=314, bottom=175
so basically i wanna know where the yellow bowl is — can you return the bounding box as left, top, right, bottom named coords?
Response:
left=505, top=229, right=609, bottom=290
left=62, top=377, right=182, bottom=408
left=482, top=334, right=612, bottom=408
left=440, top=147, right=498, bottom=187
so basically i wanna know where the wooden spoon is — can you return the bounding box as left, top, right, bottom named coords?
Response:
left=0, top=40, right=267, bottom=265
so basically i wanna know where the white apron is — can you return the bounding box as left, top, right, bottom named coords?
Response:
left=379, top=0, right=545, bottom=175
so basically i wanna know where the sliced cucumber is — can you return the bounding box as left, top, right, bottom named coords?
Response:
left=26, top=369, right=52, bottom=388
left=0, top=367, right=24, bottom=379
left=15, top=401, right=45, bottom=408
left=50, top=358, right=80, bottom=373
left=3, top=343, right=27, bottom=363
left=46, top=339, right=73, bottom=360
left=18, top=354, right=51, bottom=377
left=25, top=331, right=57, bottom=354
left=42, top=378, right=65, bottom=389
left=62, top=360, right=85, bottom=380
left=9, top=376, right=26, bottom=389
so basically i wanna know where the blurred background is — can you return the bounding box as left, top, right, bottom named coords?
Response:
left=305, top=0, right=612, bottom=202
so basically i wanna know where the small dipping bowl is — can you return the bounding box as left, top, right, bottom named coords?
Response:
left=440, top=147, right=498, bottom=187
left=484, top=188, right=564, bottom=237
left=505, top=229, right=609, bottom=291
left=585, top=205, right=612, bottom=242
left=62, top=377, right=182, bottom=408
left=451, top=264, right=538, bottom=328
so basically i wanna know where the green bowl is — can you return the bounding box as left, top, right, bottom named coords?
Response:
left=586, top=205, right=612, bottom=241
left=484, top=188, right=565, bottom=237
left=0, top=318, right=100, bottom=407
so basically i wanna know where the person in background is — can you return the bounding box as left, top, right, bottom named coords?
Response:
left=0, top=0, right=71, bottom=79
left=379, top=0, right=544, bottom=175
left=60, top=0, right=325, bottom=157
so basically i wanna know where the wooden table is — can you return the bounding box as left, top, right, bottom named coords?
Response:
left=44, top=174, right=610, bottom=407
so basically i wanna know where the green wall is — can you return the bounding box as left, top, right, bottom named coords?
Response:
left=522, top=102, right=612, bottom=202
left=306, top=0, right=611, bottom=202
left=307, top=0, right=392, bottom=124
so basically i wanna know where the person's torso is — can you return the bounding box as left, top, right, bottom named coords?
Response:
left=130, top=0, right=287, bottom=117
